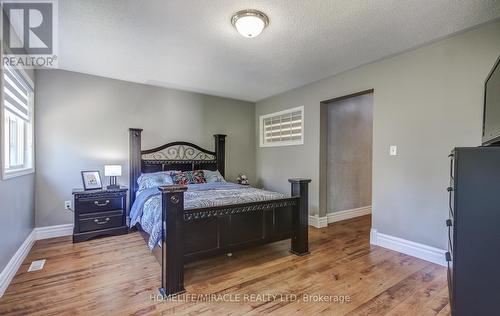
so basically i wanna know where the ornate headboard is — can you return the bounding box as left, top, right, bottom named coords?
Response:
left=129, top=128, right=226, bottom=206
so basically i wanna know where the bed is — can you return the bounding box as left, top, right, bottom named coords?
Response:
left=128, top=128, right=311, bottom=297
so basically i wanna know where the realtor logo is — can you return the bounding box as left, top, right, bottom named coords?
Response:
left=1, top=0, right=58, bottom=68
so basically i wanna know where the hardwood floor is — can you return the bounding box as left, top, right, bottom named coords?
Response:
left=0, top=215, right=450, bottom=315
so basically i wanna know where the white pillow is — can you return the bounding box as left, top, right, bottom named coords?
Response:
left=137, top=171, right=174, bottom=191
left=203, top=170, right=226, bottom=183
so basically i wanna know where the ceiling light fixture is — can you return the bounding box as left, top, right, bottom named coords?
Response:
left=231, top=9, right=269, bottom=38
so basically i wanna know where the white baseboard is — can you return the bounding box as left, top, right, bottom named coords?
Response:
left=34, top=224, right=74, bottom=240
left=370, top=228, right=447, bottom=266
left=0, top=231, right=35, bottom=297
left=370, top=227, right=378, bottom=244
left=0, top=223, right=74, bottom=297
left=308, top=215, right=328, bottom=228
left=309, top=206, right=372, bottom=228
left=327, top=206, right=372, bottom=223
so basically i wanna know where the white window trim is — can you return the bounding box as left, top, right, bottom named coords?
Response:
left=0, top=55, right=35, bottom=180
left=259, top=106, right=304, bottom=147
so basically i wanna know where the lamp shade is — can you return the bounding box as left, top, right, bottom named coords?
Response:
left=104, top=165, right=122, bottom=177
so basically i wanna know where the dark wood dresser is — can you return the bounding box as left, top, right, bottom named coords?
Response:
left=72, top=187, right=128, bottom=243
left=447, top=147, right=500, bottom=315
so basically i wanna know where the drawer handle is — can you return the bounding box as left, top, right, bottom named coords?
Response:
left=94, top=218, right=110, bottom=225
left=94, top=200, right=110, bottom=207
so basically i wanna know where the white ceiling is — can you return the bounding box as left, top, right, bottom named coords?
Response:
left=58, top=0, right=500, bottom=102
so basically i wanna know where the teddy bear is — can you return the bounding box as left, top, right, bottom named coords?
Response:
left=236, top=174, right=249, bottom=185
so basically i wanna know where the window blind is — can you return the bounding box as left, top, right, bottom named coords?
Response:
left=260, top=106, right=304, bottom=147
left=3, top=67, right=30, bottom=121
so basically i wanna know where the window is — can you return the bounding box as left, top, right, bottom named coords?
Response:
left=1, top=66, right=34, bottom=179
left=260, top=106, right=304, bottom=147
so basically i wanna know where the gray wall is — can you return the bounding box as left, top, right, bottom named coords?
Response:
left=35, top=70, right=255, bottom=227
left=256, top=21, right=500, bottom=249
left=326, top=93, right=373, bottom=213
left=0, top=175, right=35, bottom=271
left=0, top=65, right=35, bottom=272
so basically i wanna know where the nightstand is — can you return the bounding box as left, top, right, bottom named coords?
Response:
left=72, top=187, right=128, bottom=243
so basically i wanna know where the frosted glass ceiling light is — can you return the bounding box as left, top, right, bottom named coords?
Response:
left=231, top=9, right=269, bottom=38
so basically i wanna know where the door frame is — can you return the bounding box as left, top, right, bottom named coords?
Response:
left=318, top=89, right=374, bottom=218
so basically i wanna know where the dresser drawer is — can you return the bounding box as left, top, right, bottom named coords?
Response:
left=78, top=211, right=123, bottom=233
left=447, top=262, right=454, bottom=309
left=446, top=219, right=454, bottom=255
left=75, top=195, right=124, bottom=213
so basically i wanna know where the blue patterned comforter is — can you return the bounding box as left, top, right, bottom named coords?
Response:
left=129, top=182, right=288, bottom=249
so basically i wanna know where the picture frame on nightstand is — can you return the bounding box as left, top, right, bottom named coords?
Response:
left=81, top=170, right=103, bottom=190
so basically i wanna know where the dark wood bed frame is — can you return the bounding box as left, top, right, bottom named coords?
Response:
left=129, top=128, right=311, bottom=297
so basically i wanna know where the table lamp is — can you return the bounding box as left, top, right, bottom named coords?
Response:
left=104, top=165, right=122, bottom=189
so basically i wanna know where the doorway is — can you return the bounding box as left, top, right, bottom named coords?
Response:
left=319, top=90, right=373, bottom=221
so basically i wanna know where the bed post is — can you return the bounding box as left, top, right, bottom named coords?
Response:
left=214, top=134, right=226, bottom=177
left=129, top=128, right=143, bottom=210
left=289, top=178, right=312, bottom=256
left=158, top=185, right=187, bottom=297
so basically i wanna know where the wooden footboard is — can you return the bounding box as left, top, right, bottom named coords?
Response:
left=158, top=178, right=311, bottom=297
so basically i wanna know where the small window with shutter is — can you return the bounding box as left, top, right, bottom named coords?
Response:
left=260, top=106, right=304, bottom=147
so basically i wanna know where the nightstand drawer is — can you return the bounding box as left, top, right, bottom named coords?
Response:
left=78, top=211, right=123, bottom=233
left=76, top=196, right=124, bottom=213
